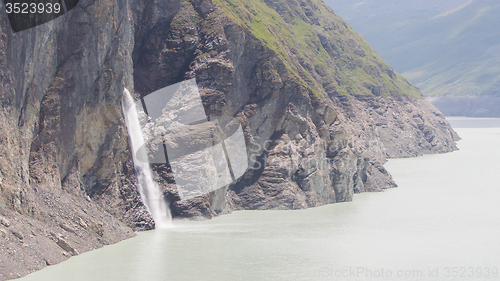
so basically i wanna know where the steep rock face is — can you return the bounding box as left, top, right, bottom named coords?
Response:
left=0, top=0, right=138, bottom=279
left=130, top=0, right=458, bottom=217
left=0, top=0, right=458, bottom=279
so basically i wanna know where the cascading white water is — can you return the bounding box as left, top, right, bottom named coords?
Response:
left=122, top=89, right=171, bottom=229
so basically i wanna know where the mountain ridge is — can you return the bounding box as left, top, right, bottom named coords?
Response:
left=213, top=0, right=422, bottom=99
left=325, top=0, right=500, bottom=116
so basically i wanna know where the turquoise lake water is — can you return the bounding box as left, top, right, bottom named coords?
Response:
left=19, top=117, right=500, bottom=281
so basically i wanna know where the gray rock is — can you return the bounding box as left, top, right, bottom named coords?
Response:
left=54, top=236, right=79, bottom=256
left=77, top=217, right=88, bottom=229
left=10, top=229, right=23, bottom=240
left=0, top=228, right=8, bottom=238
left=59, top=223, right=77, bottom=235
left=0, top=217, right=10, bottom=227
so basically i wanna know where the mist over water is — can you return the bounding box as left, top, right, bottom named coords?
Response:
left=122, top=89, right=171, bottom=229
left=19, top=118, right=500, bottom=280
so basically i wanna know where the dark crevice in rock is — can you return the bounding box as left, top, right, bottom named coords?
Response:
left=231, top=129, right=285, bottom=194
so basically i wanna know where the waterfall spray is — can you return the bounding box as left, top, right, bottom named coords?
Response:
left=122, top=89, right=171, bottom=229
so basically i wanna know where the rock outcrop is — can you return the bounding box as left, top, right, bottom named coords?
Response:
left=0, top=0, right=458, bottom=279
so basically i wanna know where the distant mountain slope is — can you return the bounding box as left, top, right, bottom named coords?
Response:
left=325, top=0, right=500, bottom=116
left=324, top=0, right=469, bottom=21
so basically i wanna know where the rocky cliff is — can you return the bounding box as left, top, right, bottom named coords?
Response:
left=0, top=0, right=458, bottom=279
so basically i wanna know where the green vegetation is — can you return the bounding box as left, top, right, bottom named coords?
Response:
left=212, top=0, right=422, bottom=98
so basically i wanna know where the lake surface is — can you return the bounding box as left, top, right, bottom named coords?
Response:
left=20, top=117, right=500, bottom=281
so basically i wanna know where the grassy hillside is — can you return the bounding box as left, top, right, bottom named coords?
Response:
left=325, top=0, right=500, bottom=97
left=212, top=0, right=422, bottom=98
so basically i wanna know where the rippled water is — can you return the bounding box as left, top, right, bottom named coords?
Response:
left=19, top=117, right=500, bottom=281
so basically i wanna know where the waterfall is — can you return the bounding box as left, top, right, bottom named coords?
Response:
left=122, top=89, right=172, bottom=229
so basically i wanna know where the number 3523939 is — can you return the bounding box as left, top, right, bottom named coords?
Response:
left=2, top=0, right=80, bottom=33
left=5, top=2, right=62, bottom=14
